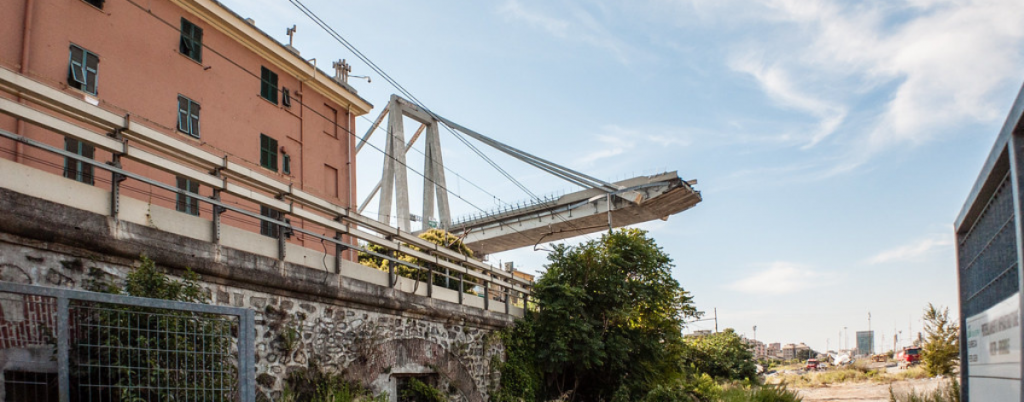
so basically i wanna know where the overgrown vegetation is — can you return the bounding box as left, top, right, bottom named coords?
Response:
left=492, top=229, right=804, bottom=402
left=719, top=384, right=803, bottom=402
left=529, top=229, right=699, bottom=401
left=76, top=255, right=235, bottom=401
left=888, top=379, right=960, bottom=402
left=400, top=378, right=448, bottom=402
left=921, top=304, right=959, bottom=377
left=490, top=317, right=540, bottom=402
left=682, top=329, right=758, bottom=382
left=359, top=229, right=477, bottom=293
left=282, top=365, right=388, bottom=402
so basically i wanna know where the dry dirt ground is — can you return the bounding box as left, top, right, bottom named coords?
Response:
left=794, top=378, right=947, bottom=402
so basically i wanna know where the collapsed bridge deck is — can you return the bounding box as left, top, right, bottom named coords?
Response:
left=448, top=172, right=701, bottom=256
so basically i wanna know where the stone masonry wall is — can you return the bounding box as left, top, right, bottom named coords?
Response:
left=0, top=234, right=506, bottom=402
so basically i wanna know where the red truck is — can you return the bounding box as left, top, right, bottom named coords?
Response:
left=896, top=347, right=921, bottom=367
left=805, top=359, right=820, bottom=370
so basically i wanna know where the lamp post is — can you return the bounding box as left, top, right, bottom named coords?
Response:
left=753, top=325, right=758, bottom=358
left=844, top=326, right=848, bottom=353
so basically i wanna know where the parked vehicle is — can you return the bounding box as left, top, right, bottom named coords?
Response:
left=805, top=359, right=820, bottom=370
left=895, top=347, right=921, bottom=368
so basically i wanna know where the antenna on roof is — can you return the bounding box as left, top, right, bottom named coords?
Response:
left=286, top=25, right=297, bottom=47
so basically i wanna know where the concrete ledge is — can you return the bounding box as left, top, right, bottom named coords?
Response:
left=0, top=187, right=516, bottom=329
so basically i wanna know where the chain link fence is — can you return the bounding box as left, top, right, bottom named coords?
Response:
left=0, top=282, right=254, bottom=402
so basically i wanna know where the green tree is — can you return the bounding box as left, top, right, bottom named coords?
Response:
left=358, top=229, right=477, bottom=293
left=680, top=329, right=758, bottom=382
left=531, top=229, right=699, bottom=401
left=921, top=303, right=959, bottom=376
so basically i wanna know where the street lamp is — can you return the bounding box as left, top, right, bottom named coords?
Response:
left=844, top=327, right=848, bottom=352
left=753, top=325, right=758, bottom=358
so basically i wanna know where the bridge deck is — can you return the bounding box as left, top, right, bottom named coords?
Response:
left=448, top=172, right=701, bottom=255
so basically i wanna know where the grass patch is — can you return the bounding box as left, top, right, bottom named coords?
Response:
left=719, top=383, right=803, bottom=402
left=888, top=378, right=960, bottom=402
left=767, top=362, right=930, bottom=388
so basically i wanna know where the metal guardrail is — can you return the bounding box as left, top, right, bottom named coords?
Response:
left=0, top=281, right=256, bottom=402
left=0, top=66, right=530, bottom=310
left=0, top=66, right=531, bottom=293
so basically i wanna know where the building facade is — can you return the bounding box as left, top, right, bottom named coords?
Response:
left=1, top=0, right=371, bottom=256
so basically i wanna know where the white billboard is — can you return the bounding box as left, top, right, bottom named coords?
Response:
left=966, top=293, right=1020, bottom=401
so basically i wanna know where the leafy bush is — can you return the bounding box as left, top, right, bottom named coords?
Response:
left=720, top=383, right=802, bottom=402
left=682, top=329, right=758, bottom=382
left=358, top=229, right=477, bottom=293
left=639, top=373, right=723, bottom=402
left=74, top=255, right=235, bottom=401
left=400, top=378, right=447, bottom=402
left=282, top=365, right=387, bottom=402
left=491, top=317, right=540, bottom=402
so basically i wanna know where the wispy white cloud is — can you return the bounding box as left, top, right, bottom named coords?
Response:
left=729, top=261, right=833, bottom=295
left=718, top=0, right=1024, bottom=170
left=571, top=124, right=694, bottom=167
left=868, top=234, right=953, bottom=265
left=729, top=55, right=848, bottom=149
left=574, top=134, right=635, bottom=166
left=498, top=0, right=646, bottom=65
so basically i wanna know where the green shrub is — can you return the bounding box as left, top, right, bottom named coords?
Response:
left=74, top=255, right=235, bottom=401
left=720, top=383, right=802, bottom=402
left=283, top=365, right=387, bottom=402
left=400, top=378, right=447, bottom=402
left=491, top=316, right=540, bottom=402
left=681, top=329, right=758, bottom=382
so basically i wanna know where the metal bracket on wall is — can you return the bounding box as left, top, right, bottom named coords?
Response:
left=108, top=153, right=126, bottom=218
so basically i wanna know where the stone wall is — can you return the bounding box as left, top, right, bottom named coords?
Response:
left=0, top=235, right=505, bottom=401
left=0, top=188, right=515, bottom=401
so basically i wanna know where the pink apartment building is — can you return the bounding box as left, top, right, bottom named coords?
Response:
left=1, top=0, right=372, bottom=259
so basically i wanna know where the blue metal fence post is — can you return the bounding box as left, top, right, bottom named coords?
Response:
left=57, top=296, right=70, bottom=402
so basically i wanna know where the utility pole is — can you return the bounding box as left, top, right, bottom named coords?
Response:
left=868, top=311, right=872, bottom=354
left=753, top=325, right=757, bottom=358
left=713, top=308, right=718, bottom=333
left=844, top=327, right=848, bottom=352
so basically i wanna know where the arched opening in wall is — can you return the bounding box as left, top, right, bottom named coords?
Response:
left=350, top=338, right=484, bottom=402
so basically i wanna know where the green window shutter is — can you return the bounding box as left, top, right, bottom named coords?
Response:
left=83, top=51, right=98, bottom=95
left=177, top=96, right=189, bottom=133
left=190, top=101, right=200, bottom=137
left=176, top=177, right=201, bottom=216
left=260, top=134, right=278, bottom=171
left=180, top=18, right=203, bottom=62
left=177, top=96, right=201, bottom=138
left=260, top=206, right=281, bottom=237
left=63, top=138, right=94, bottom=185
left=68, top=46, right=85, bottom=85
left=260, top=66, right=278, bottom=104
left=68, top=45, right=98, bottom=95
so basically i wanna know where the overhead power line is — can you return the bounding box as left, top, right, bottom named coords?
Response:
left=286, top=0, right=539, bottom=200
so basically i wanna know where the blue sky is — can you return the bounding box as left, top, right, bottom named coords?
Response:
left=221, top=0, right=1024, bottom=352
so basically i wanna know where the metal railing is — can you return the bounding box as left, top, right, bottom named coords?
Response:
left=0, top=66, right=530, bottom=311
left=0, top=282, right=256, bottom=402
